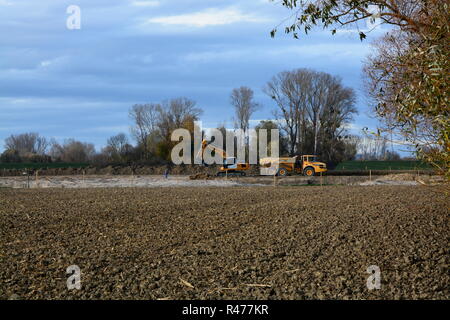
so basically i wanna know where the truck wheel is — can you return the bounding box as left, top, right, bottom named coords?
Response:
left=304, top=167, right=315, bottom=176
left=277, top=168, right=288, bottom=176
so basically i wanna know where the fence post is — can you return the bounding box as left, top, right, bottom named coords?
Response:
left=369, top=170, right=372, bottom=181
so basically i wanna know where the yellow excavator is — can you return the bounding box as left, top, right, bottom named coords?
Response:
left=197, top=139, right=250, bottom=176
left=260, top=155, right=327, bottom=176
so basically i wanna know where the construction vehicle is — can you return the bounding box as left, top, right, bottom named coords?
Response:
left=197, top=139, right=250, bottom=177
left=259, top=155, right=327, bottom=176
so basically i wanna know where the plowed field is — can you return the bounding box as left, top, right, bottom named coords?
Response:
left=0, top=186, right=448, bottom=299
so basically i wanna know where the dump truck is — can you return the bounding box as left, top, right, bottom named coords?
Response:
left=259, top=155, right=327, bottom=176
left=197, top=139, right=250, bottom=176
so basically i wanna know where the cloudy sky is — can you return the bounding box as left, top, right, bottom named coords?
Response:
left=0, top=0, right=387, bottom=152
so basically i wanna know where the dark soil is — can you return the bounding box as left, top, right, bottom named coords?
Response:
left=0, top=186, right=448, bottom=300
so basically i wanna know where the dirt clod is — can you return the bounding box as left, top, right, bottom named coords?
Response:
left=189, top=173, right=214, bottom=180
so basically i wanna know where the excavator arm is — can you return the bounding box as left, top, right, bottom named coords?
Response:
left=196, top=139, right=228, bottom=164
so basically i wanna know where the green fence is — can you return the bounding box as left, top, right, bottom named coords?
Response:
left=333, top=160, right=432, bottom=171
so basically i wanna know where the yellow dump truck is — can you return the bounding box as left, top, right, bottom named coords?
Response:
left=260, top=155, right=327, bottom=176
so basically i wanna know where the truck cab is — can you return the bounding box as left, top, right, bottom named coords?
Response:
left=300, top=155, right=327, bottom=176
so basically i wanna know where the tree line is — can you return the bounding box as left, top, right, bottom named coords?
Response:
left=1, top=68, right=402, bottom=167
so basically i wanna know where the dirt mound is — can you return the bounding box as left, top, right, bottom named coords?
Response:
left=361, top=173, right=446, bottom=186
left=189, top=173, right=215, bottom=180
left=381, top=173, right=416, bottom=181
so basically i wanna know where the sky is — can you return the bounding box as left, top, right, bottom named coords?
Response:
left=0, top=0, right=390, bottom=153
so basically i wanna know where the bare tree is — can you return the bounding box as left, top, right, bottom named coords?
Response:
left=105, top=133, right=129, bottom=162
left=4, top=132, right=49, bottom=156
left=50, top=139, right=95, bottom=163
left=129, top=104, right=158, bottom=158
left=156, top=97, right=202, bottom=140
left=264, top=71, right=309, bottom=155
left=154, top=97, right=203, bottom=161
left=264, top=69, right=357, bottom=160
left=129, top=98, right=202, bottom=161
left=230, top=87, right=260, bottom=133
left=214, top=124, right=228, bottom=152
left=316, top=77, right=357, bottom=161
left=255, top=120, right=286, bottom=156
